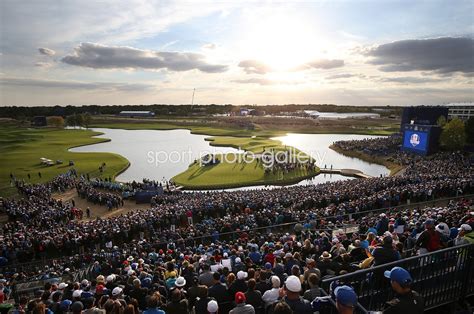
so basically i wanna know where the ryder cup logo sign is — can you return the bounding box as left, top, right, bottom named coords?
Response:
left=410, top=133, right=420, bottom=147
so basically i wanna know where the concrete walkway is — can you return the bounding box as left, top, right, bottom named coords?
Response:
left=320, top=168, right=373, bottom=179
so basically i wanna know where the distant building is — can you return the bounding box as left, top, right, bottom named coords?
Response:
left=447, top=103, right=474, bottom=121
left=119, top=111, right=155, bottom=118
left=32, top=116, right=47, bottom=127
left=239, top=108, right=254, bottom=116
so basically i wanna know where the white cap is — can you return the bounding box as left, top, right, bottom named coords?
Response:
left=112, top=287, right=123, bottom=296
left=235, top=257, right=241, bottom=263
left=237, top=271, right=248, bottom=280
left=106, top=274, right=115, bottom=283
left=285, top=275, right=301, bottom=293
left=271, top=276, right=280, bottom=288
left=81, top=279, right=89, bottom=287
left=72, top=290, right=83, bottom=298
left=459, top=224, right=472, bottom=232
left=207, top=300, right=219, bottom=313
left=58, top=283, right=68, bottom=290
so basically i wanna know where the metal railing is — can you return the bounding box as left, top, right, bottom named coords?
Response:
left=320, top=243, right=474, bottom=312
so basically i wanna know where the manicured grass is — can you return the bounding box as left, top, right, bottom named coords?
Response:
left=172, top=157, right=319, bottom=189
left=0, top=126, right=129, bottom=197
left=206, top=136, right=292, bottom=154
left=173, top=136, right=319, bottom=189
left=89, top=122, right=259, bottom=137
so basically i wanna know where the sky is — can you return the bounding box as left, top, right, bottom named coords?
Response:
left=0, top=0, right=473, bottom=106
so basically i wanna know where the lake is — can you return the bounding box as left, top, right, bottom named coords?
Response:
left=70, top=128, right=390, bottom=187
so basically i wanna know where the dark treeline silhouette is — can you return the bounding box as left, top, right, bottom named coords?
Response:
left=0, top=104, right=401, bottom=119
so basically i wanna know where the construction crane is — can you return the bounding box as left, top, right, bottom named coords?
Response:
left=190, top=88, right=195, bottom=111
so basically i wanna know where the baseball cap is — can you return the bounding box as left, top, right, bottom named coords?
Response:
left=335, top=285, right=357, bottom=308
left=458, top=224, right=472, bottom=232
left=112, top=287, right=123, bottom=296
left=285, top=275, right=301, bottom=293
left=235, top=292, right=246, bottom=304
left=72, top=290, right=83, bottom=299
left=264, top=262, right=272, bottom=269
left=271, top=276, right=280, bottom=288
left=60, top=300, right=72, bottom=311
left=207, top=300, right=219, bottom=313
left=237, top=271, right=248, bottom=280
left=384, top=267, right=413, bottom=286
left=58, top=282, right=68, bottom=290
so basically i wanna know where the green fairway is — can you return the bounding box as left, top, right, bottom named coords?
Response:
left=0, top=126, right=129, bottom=197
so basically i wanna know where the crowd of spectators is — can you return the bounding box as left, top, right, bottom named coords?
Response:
left=0, top=136, right=473, bottom=313
left=76, top=181, right=123, bottom=210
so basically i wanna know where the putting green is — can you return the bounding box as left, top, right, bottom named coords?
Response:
left=0, top=126, right=128, bottom=197
left=172, top=157, right=319, bottom=189
left=173, top=136, right=320, bottom=189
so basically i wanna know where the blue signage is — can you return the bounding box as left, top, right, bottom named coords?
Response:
left=403, top=130, right=428, bottom=153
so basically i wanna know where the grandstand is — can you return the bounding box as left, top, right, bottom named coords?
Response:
left=0, top=136, right=473, bottom=313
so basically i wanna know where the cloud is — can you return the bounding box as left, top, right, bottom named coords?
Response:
left=232, top=78, right=273, bottom=85
left=366, top=37, right=474, bottom=75
left=304, top=59, right=345, bottom=70
left=325, top=73, right=356, bottom=80
left=232, top=78, right=303, bottom=86
left=379, top=76, right=445, bottom=84
left=202, top=43, right=216, bottom=50
left=61, top=42, right=228, bottom=73
left=238, top=60, right=272, bottom=75
left=38, top=47, right=56, bottom=56
left=0, top=77, right=156, bottom=91
left=35, top=62, right=53, bottom=68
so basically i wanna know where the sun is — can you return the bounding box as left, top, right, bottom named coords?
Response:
left=244, top=14, right=319, bottom=72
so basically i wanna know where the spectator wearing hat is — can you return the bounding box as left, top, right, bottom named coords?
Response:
left=415, top=219, right=441, bottom=254
left=262, top=276, right=280, bottom=307
left=383, top=267, right=424, bottom=313
left=455, top=224, right=474, bottom=245
left=372, top=236, right=400, bottom=266
left=317, top=251, right=334, bottom=277
left=229, top=271, right=248, bottom=298
left=281, top=275, right=313, bottom=314
left=111, top=287, right=123, bottom=300
left=334, top=285, right=358, bottom=314
left=207, top=300, right=219, bottom=314
left=230, top=292, right=255, bottom=314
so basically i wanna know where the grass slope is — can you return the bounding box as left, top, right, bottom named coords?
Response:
left=0, top=126, right=128, bottom=197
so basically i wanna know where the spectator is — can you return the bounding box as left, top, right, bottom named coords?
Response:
left=334, top=285, right=358, bottom=314
left=229, top=292, right=255, bottom=314
left=383, top=267, right=424, bottom=313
